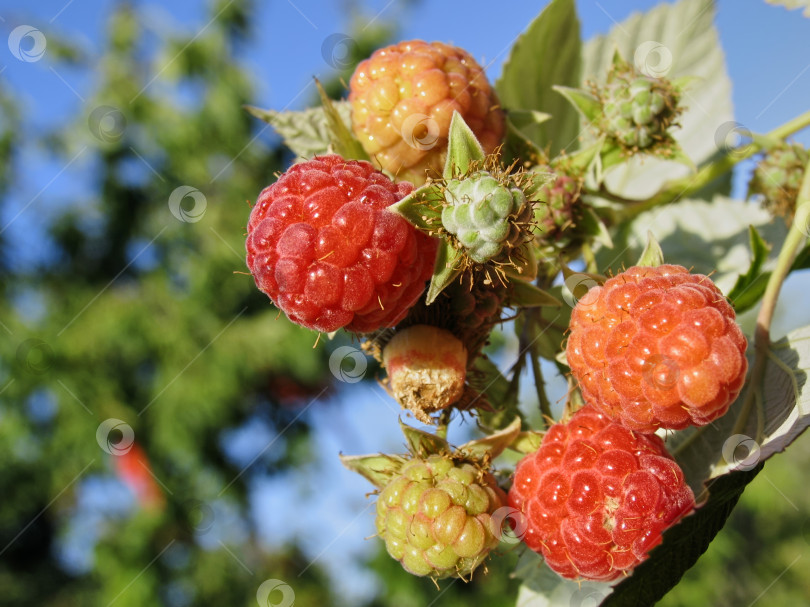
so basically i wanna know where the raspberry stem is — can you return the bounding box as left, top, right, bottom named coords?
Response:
left=730, top=154, right=810, bottom=442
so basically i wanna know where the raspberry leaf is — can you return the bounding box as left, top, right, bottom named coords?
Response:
left=636, top=230, right=664, bottom=267
left=727, top=225, right=771, bottom=313
left=245, top=103, right=351, bottom=159
left=765, top=0, right=810, bottom=17
left=315, top=79, right=369, bottom=161
left=399, top=419, right=450, bottom=457
left=339, top=453, right=407, bottom=489
left=509, top=280, right=562, bottom=308
left=389, top=183, right=444, bottom=232
left=496, top=0, right=582, bottom=155
left=457, top=416, right=521, bottom=461
left=443, top=112, right=486, bottom=180
left=552, top=85, right=601, bottom=124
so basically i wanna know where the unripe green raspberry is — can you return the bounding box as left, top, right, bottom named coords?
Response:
left=534, top=173, right=584, bottom=252
left=749, top=142, right=808, bottom=220
left=375, top=453, right=507, bottom=578
left=598, top=71, right=680, bottom=151
left=441, top=171, right=531, bottom=263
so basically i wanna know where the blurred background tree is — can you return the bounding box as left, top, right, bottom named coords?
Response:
left=0, top=0, right=808, bottom=606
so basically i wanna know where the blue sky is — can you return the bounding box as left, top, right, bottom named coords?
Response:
left=3, top=0, right=810, bottom=604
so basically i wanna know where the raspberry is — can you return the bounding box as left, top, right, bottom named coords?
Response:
left=565, top=265, right=748, bottom=432
left=748, top=142, right=808, bottom=220
left=349, top=40, right=505, bottom=185
left=376, top=453, right=507, bottom=578
left=441, top=171, right=531, bottom=264
left=245, top=155, right=438, bottom=333
left=534, top=171, right=585, bottom=254
left=596, top=68, right=680, bottom=151
left=508, top=406, right=695, bottom=581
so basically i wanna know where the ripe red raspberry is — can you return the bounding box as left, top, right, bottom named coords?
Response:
left=566, top=265, right=748, bottom=432
left=376, top=454, right=507, bottom=578
left=245, top=155, right=437, bottom=333
left=508, top=406, right=695, bottom=582
left=349, top=40, right=505, bottom=184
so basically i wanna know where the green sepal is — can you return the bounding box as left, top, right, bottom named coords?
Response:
left=566, top=138, right=605, bottom=172
left=662, top=140, right=696, bottom=172
left=671, top=75, right=700, bottom=92
left=502, top=245, right=539, bottom=282
left=339, top=453, right=408, bottom=489
left=457, top=417, right=522, bottom=462
left=553, top=85, right=601, bottom=124
left=523, top=170, right=556, bottom=200
left=509, top=431, right=545, bottom=454
left=636, top=231, right=665, bottom=267
left=443, top=111, right=486, bottom=180
left=509, top=279, right=562, bottom=308
left=727, top=225, right=771, bottom=313
left=581, top=206, right=614, bottom=248
left=507, top=109, right=553, bottom=137
left=389, top=183, right=444, bottom=232
left=425, top=240, right=464, bottom=305
left=400, top=418, right=450, bottom=458
left=315, top=79, right=369, bottom=161
left=610, top=47, right=630, bottom=71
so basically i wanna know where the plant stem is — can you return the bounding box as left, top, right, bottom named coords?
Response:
left=529, top=337, right=554, bottom=429
left=618, top=108, right=810, bottom=220
left=731, top=156, right=810, bottom=440
left=436, top=409, right=451, bottom=439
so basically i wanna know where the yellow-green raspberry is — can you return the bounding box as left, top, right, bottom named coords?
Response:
left=749, top=142, right=808, bottom=220
left=441, top=171, right=529, bottom=264
left=375, top=454, right=506, bottom=578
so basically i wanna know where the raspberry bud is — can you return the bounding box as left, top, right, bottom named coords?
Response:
left=565, top=265, right=748, bottom=432
left=245, top=155, right=438, bottom=333
left=441, top=171, right=533, bottom=264
left=597, top=68, right=680, bottom=151
left=349, top=40, right=505, bottom=185
left=534, top=170, right=585, bottom=254
left=382, top=325, right=468, bottom=422
left=749, top=142, right=808, bottom=220
left=376, top=453, right=507, bottom=578
left=508, top=406, right=695, bottom=581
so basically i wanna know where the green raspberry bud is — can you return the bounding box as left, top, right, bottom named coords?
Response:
left=597, top=68, right=681, bottom=151
left=375, top=453, right=507, bottom=579
left=441, top=171, right=531, bottom=264
left=749, top=142, right=809, bottom=221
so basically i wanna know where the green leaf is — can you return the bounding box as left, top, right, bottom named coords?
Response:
left=601, top=465, right=763, bottom=606
left=582, top=0, right=734, bottom=199
left=339, top=453, right=407, bottom=489
left=514, top=550, right=612, bottom=606
left=510, top=431, right=545, bottom=454
left=388, top=183, right=444, bottom=231
left=245, top=103, right=351, bottom=159
left=595, top=197, right=788, bottom=295
left=315, top=79, right=369, bottom=161
left=442, top=112, right=485, bottom=179
left=727, top=225, right=772, bottom=313
left=509, top=280, right=562, bottom=308
left=668, top=323, right=810, bottom=495
left=457, top=417, right=521, bottom=461
left=580, top=207, right=613, bottom=248
left=495, top=0, right=582, bottom=156
left=765, top=0, right=810, bottom=17
left=552, top=85, right=600, bottom=123
left=425, top=240, right=463, bottom=305
left=399, top=419, right=450, bottom=457
left=636, top=231, right=664, bottom=267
